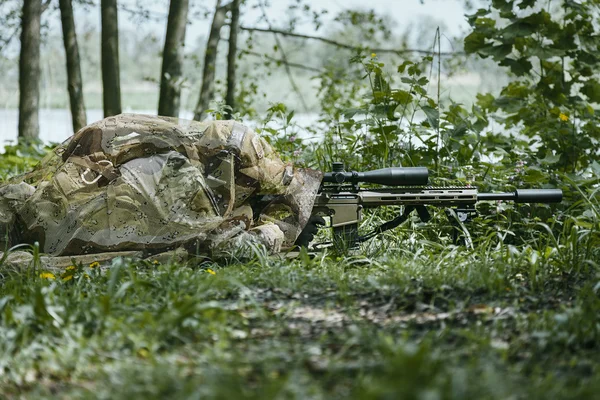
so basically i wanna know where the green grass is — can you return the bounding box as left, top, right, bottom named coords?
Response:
left=1, top=234, right=598, bottom=399
left=0, top=117, right=598, bottom=399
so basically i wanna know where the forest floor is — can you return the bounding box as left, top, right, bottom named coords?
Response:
left=0, top=242, right=599, bottom=399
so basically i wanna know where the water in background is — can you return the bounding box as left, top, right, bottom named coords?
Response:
left=0, top=109, right=321, bottom=147
left=0, top=109, right=197, bottom=145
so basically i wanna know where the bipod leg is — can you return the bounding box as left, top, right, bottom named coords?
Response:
left=445, top=207, right=475, bottom=249
left=357, top=205, right=418, bottom=243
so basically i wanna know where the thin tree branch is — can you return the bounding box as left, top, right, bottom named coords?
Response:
left=241, top=50, right=324, bottom=73
left=42, top=0, right=52, bottom=13
left=240, top=26, right=462, bottom=56
left=0, top=29, right=18, bottom=54
left=257, top=2, right=309, bottom=112
left=0, top=1, right=53, bottom=55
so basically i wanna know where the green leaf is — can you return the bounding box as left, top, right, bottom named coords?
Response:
left=0, top=296, right=12, bottom=314
left=499, top=58, right=533, bottom=75
left=34, top=287, right=50, bottom=322
left=528, top=44, right=566, bottom=59
left=518, top=0, right=536, bottom=9
left=564, top=0, right=586, bottom=12
left=476, top=93, right=496, bottom=110
left=397, top=60, right=413, bottom=73
left=537, top=151, right=561, bottom=165
left=591, top=161, right=600, bottom=176
left=474, top=17, right=497, bottom=31
left=582, top=80, right=600, bottom=103
left=522, top=166, right=547, bottom=184
left=501, top=21, right=538, bottom=39
left=286, top=110, right=295, bottom=125
left=465, top=8, right=489, bottom=25
left=421, top=105, right=439, bottom=130
left=464, top=32, right=488, bottom=54
left=343, top=108, right=366, bottom=119
left=491, top=0, right=513, bottom=14
left=391, top=90, right=413, bottom=105
left=369, top=125, right=399, bottom=136
left=480, top=44, right=513, bottom=61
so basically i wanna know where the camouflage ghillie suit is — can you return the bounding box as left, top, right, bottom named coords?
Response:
left=0, top=114, right=322, bottom=257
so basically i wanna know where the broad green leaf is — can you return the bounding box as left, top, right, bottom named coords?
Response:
left=391, top=90, right=413, bottom=104
left=499, top=58, right=533, bottom=76
left=523, top=167, right=547, bottom=183
left=582, top=80, right=600, bottom=103
left=465, top=8, right=489, bottom=25
left=518, top=0, right=536, bottom=9
left=464, top=32, right=488, bottom=54
left=528, top=44, right=566, bottom=59
left=397, top=60, right=413, bottom=73
left=421, top=105, right=439, bottom=130
left=480, top=44, right=513, bottom=61
left=591, top=161, right=600, bottom=176
left=537, top=152, right=561, bottom=165
left=491, top=0, right=513, bottom=14
left=476, top=93, right=496, bottom=110
left=501, top=21, right=538, bottom=39
left=343, top=108, right=366, bottom=119
left=286, top=110, right=295, bottom=125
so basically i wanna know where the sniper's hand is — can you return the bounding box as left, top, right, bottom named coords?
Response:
left=294, top=215, right=326, bottom=248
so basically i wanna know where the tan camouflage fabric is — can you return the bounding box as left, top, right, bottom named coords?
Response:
left=0, top=114, right=322, bottom=257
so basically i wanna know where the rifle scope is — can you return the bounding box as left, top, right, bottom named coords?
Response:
left=323, top=162, right=429, bottom=186
left=478, top=189, right=563, bottom=203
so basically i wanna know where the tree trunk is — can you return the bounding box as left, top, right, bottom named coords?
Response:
left=158, top=0, right=190, bottom=117
left=59, top=0, right=87, bottom=133
left=224, top=0, right=240, bottom=120
left=193, top=0, right=229, bottom=121
left=101, top=0, right=121, bottom=117
left=18, top=0, right=42, bottom=140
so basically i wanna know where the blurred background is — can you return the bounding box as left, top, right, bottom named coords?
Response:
left=0, top=0, right=506, bottom=144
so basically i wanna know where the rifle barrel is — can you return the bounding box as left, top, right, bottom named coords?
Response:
left=478, top=189, right=562, bottom=203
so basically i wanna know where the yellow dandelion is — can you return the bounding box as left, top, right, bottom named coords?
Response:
left=152, top=260, right=160, bottom=265
left=66, top=265, right=77, bottom=271
left=89, top=261, right=100, bottom=269
left=83, top=274, right=91, bottom=280
left=370, top=53, right=377, bottom=58
left=62, top=274, right=74, bottom=282
left=559, top=113, right=569, bottom=121
left=206, top=268, right=216, bottom=275
left=39, top=272, right=56, bottom=280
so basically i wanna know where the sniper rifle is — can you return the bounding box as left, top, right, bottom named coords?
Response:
left=306, top=162, right=563, bottom=249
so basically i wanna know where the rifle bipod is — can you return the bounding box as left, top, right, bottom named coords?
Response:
left=445, top=206, right=477, bottom=248
left=313, top=204, right=477, bottom=251
left=317, top=205, right=433, bottom=251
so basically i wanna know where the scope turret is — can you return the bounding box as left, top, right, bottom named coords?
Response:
left=323, top=164, right=429, bottom=186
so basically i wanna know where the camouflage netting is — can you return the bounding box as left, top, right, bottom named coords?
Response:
left=0, top=114, right=322, bottom=258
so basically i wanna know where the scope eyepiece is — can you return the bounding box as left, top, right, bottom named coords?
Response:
left=323, top=167, right=429, bottom=186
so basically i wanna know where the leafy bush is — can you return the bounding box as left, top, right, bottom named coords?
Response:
left=0, top=140, right=52, bottom=181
